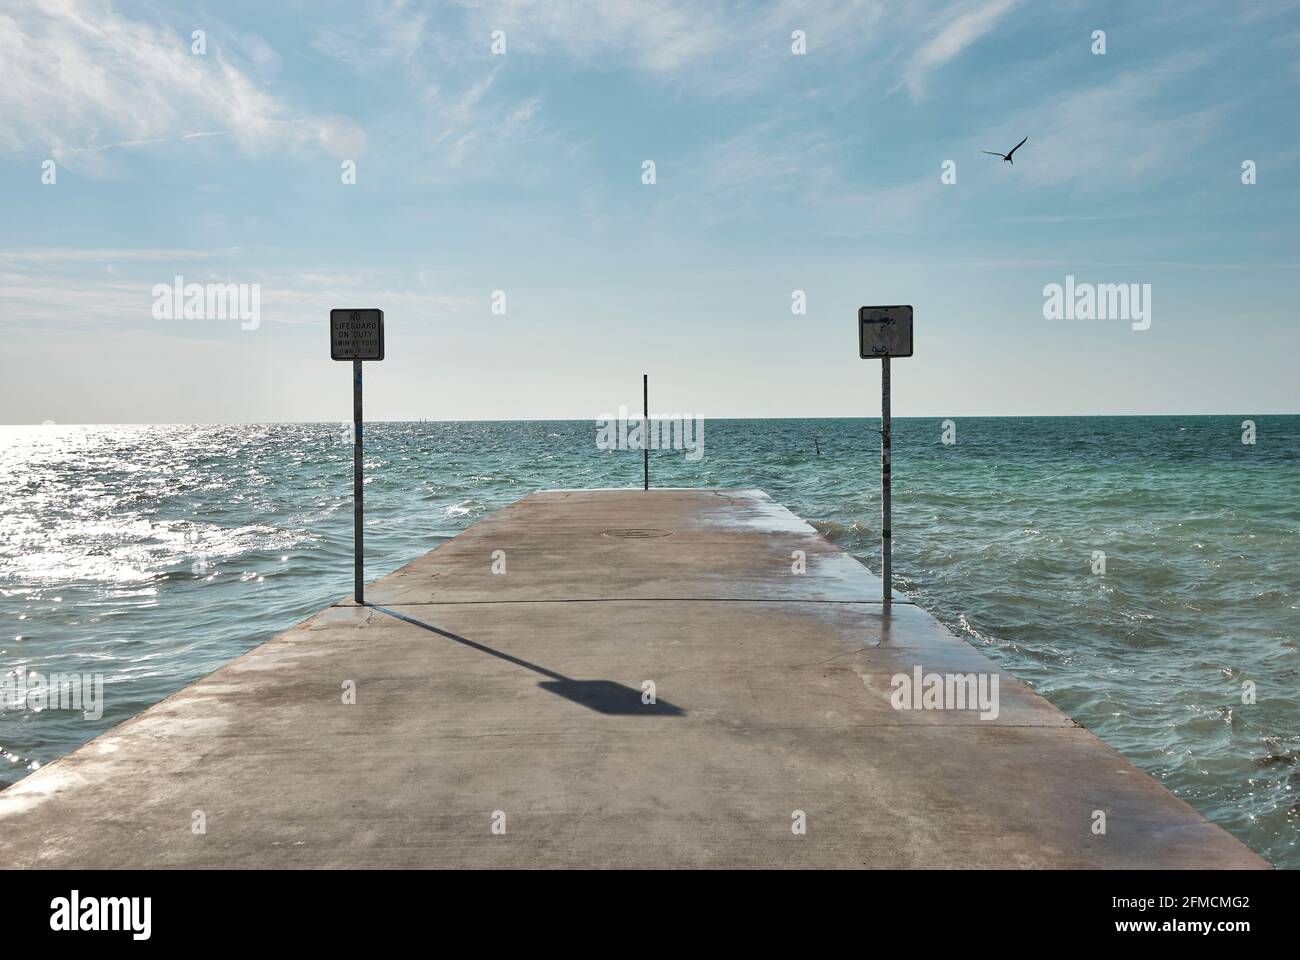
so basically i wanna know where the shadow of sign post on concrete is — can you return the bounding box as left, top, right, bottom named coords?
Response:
left=370, top=604, right=685, bottom=715
left=859, top=305, right=913, bottom=605
left=330, top=308, right=385, bottom=604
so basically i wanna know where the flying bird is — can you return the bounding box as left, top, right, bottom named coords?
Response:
left=983, top=136, right=1028, bottom=164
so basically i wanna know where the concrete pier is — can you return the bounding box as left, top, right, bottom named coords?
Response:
left=0, top=489, right=1269, bottom=868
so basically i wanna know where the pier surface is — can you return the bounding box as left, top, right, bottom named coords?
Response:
left=0, top=489, right=1268, bottom=868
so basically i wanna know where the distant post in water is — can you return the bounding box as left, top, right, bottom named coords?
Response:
left=330, top=309, right=385, bottom=604
left=858, top=305, right=913, bottom=604
left=643, top=374, right=649, bottom=491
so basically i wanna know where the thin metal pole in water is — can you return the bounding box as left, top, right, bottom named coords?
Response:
left=643, top=374, right=649, bottom=491
left=881, top=357, right=891, bottom=604
left=353, top=359, right=364, bottom=604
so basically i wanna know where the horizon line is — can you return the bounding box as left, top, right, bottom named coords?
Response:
left=6, top=412, right=1298, bottom=427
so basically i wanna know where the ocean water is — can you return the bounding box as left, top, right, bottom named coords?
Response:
left=1, top=416, right=1297, bottom=866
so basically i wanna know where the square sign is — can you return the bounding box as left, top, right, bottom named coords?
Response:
left=330, top=309, right=385, bottom=361
left=858, top=304, right=913, bottom=359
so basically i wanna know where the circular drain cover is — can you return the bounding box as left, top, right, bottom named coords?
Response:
left=602, top=528, right=674, bottom=539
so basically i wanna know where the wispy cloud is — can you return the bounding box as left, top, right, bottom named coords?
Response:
left=1007, top=55, right=1224, bottom=188
left=450, top=0, right=893, bottom=93
left=904, top=0, right=1019, bottom=98
left=447, top=0, right=730, bottom=73
left=693, top=121, right=840, bottom=198
left=0, top=253, right=479, bottom=335
left=0, top=247, right=246, bottom=264
left=52, top=131, right=229, bottom=157
left=313, top=4, right=545, bottom=179
left=0, top=0, right=327, bottom=171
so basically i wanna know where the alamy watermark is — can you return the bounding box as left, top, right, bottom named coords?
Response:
left=50, top=891, right=150, bottom=940
left=1043, top=275, right=1150, bottom=330
left=890, top=665, right=999, bottom=720
left=2, top=667, right=105, bottom=720
left=596, top=406, right=705, bottom=461
left=151, top=275, right=261, bottom=330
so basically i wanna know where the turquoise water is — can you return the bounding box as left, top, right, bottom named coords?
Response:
left=1, top=416, right=1297, bottom=866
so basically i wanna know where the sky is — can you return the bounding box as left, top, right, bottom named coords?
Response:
left=1, top=0, right=1298, bottom=423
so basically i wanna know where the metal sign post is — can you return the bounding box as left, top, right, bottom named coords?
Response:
left=858, top=305, right=913, bottom=605
left=331, top=308, right=385, bottom=604
left=353, top=360, right=363, bottom=603
left=643, top=374, right=649, bottom=491
left=881, top=355, right=891, bottom=602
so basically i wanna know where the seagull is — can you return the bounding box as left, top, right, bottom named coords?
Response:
left=983, top=136, right=1028, bottom=164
